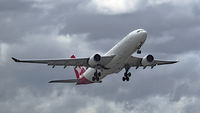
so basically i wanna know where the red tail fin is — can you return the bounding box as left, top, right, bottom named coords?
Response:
left=71, top=55, right=86, bottom=79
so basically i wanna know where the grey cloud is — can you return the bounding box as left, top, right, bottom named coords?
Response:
left=59, top=3, right=200, bottom=54
left=1, top=86, right=200, bottom=113
left=0, top=0, right=34, bottom=12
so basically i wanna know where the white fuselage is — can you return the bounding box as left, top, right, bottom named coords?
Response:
left=82, top=29, right=147, bottom=82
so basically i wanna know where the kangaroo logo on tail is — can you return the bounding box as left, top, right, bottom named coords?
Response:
left=71, top=55, right=86, bottom=79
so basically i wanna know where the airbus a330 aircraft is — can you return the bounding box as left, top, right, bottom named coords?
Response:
left=12, top=29, right=178, bottom=85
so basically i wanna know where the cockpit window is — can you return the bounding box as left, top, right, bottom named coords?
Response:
left=137, top=30, right=140, bottom=33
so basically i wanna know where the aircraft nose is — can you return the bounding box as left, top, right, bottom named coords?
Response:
left=142, top=30, right=147, bottom=38
left=136, top=29, right=147, bottom=40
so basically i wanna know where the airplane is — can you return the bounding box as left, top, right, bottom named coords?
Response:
left=12, top=29, right=178, bottom=85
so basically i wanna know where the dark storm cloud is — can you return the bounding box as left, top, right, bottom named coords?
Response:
left=59, top=3, right=200, bottom=54
left=0, top=0, right=83, bottom=43
left=0, top=0, right=200, bottom=113
left=0, top=0, right=34, bottom=12
left=0, top=0, right=39, bottom=43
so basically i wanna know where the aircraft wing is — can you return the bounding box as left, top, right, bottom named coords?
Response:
left=11, top=55, right=115, bottom=68
left=127, top=56, right=178, bottom=67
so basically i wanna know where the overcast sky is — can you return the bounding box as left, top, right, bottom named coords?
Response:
left=0, top=0, right=200, bottom=113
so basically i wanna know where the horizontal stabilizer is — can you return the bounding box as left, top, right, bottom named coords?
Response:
left=48, top=79, right=78, bottom=83
left=12, top=57, right=20, bottom=62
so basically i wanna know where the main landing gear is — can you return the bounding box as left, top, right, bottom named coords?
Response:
left=92, top=70, right=101, bottom=81
left=122, top=65, right=131, bottom=82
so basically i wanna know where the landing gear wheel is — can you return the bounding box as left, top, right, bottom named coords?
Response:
left=97, top=72, right=101, bottom=77
left=126, top=77, right=129, bottom=81
left=127, top=72, right=131, bottom=77
left=124, top=73, right=128, bottom=78
left=94, top=71, right=97, bottom=77
left=96, top=77, right=99, bottom=81
left=92, top=77, right=95, bottom=81
left=123, top=74, right=131, bottom=82
left=122, top=65, right=132, bottom=82
left=93, top=71, right=101, bottom=82
left=122, top=77, right=126, bottom=81
left=137, top=50, right=141, bottom=54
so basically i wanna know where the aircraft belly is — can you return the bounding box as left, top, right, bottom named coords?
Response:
left=83, top=60, right=124, bottom=82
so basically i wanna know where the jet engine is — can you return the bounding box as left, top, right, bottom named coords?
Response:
left=88, top=54, right=101, bottom=67
left=141, top=54, right=154, bottom=66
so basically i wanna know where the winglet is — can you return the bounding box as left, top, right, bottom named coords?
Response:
left=11, top=57, right=20, bottom=62
left=173, top=60, right=179, bottom=64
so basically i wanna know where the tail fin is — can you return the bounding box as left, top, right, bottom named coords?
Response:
left=71, top=55, right=86, bottom=79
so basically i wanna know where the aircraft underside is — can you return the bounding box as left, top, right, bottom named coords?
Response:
left=12, top=29, right=178, bottom=85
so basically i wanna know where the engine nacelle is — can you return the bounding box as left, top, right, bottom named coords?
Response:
left=141, top=54, right=154, bottom=66
left=88, top=54, right=101, bottom=67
